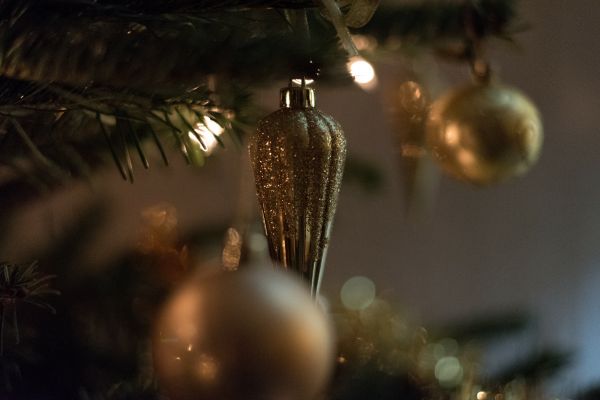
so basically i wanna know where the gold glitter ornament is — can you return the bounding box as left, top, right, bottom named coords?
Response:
left=426, top=82, right=543, bottom=185
left=249, top=83, right=346, bottom=296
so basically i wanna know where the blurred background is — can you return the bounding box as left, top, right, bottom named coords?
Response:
left=0, top=0, right=599, bottom=397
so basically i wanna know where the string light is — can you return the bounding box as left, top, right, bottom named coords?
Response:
left=347, top=56, right=377, bottom=90
left=188, top=116, right=224, bottom=154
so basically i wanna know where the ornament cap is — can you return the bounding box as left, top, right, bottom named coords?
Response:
left=280, top=85, right=315, bottom=109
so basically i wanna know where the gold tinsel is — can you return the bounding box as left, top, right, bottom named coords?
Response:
left=249, top=85, right=346, bottom=296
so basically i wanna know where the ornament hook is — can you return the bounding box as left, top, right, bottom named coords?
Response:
left=280, top=79, right=315, bottom=109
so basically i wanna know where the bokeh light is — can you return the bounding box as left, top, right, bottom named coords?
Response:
left=340, top=276, right=376, bottom=310
left=347, top=57, right=377, bottom=90
left=351, top=34, right=378, bottom=51
left=434, top=356, right=463, bottom=387
left=397, top=80, right=427, bottom=113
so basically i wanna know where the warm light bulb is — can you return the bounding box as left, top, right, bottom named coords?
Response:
left=188, top=116, right=224, bottom=154
left=347, top=57, right=377, bottom=89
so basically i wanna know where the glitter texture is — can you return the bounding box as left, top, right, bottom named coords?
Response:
left=249, top=103, right=346, bottom=296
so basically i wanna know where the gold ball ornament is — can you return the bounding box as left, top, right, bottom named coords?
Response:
left=249, top=84, right=346, bottom=296
left=426, top=83, right=543, bottom=185
left=153, top=267, right=335, bottom=400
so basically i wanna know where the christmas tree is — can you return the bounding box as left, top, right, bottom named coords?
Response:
left=0, top=0, right=588, bottom=399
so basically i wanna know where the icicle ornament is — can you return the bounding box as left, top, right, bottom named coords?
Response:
left=249, top=82, right=346, bottom=296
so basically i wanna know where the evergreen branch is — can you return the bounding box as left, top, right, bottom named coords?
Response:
left=54, top=141, right=94, bottom=180
left=147, top=122, right=170, bottom=166
left=0, top=261, right=59, bottom=354
left=434, top=311, right=530, bottom=344
left=22, top=299, right=57, bottom=314
left=25, top=0, right=319, bottom=16
left=363, top=0, right=518, bottom=60
left=175, top=107, right=205, bottom=149
left=194, top=108, right=226, bottom=148
left=4, top=1, right=517, bottom=92
left=2, top=159, right=52, bottom=195
left=96, top=113, right=128, bottom=180
left=0, top=5, right=344, bottom=89
left=0, top=76, right=244, bottom=186
left=491, top=349, right=572, bottom=385
left=366, top=0, right=516, bottom=42
left=147, top=111, right=182, bottom=133
left=576, top=384, right=600, bottom=400
left=122, top=113, right=150, bottom=170
left=8, top=118, right=67, bottom=182
left=115, top=118, right=135, bottom=182
left=162, top=110, right=191, bottom=164
left=0, top=0, right=521, bottom=196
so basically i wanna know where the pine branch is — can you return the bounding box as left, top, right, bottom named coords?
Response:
left=490, top=349, right=572, bottom=385
left=576, top=384, right=600, bottom=400
left=30, top=0, right=319, bottom=15
left=0, top=3, right=346, bottom=90
left=366, top=0, right=516, bottom=42
left=0, top=0, right=522, bottom=199
left=0, top=1, right=517, bottom=90
left=0, top=261, right=59, bottom=355
left=0, top=76, right=258, bottom=191
left=433, top=311, right=531, bottom=344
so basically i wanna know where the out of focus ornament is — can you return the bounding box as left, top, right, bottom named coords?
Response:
left=249, top=81, right=346, bottom=296
left=153, top=267, right=335, bottom=400
left=426, top=82, right=543, bottom=185
left=137, top=203, right=187, bottom=285
left=138, top=203, right=179, bottom=253
left=387, top=72, right=440, bottom=216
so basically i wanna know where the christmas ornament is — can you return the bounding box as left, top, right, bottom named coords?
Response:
left=249, top=82, right=346, bottom=296
left=387, top=74, right=439, bottom=216
left=136, top=203, right=188, bottom=286
left=426, top=82, right=543, bottom=185
left=153, top=267, right=335, bottom=400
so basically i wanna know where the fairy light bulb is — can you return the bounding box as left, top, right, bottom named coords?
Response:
left=187, top=116, right=224, bottom=154
left=347, top=56, right=376, bottom=89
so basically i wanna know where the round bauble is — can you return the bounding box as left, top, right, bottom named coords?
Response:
left=426, top=83, right=543, bottom=185
left=153, top=267, right=335, bottom=400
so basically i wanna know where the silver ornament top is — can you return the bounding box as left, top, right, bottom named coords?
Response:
left=280, top=86, right=315, bottom=109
